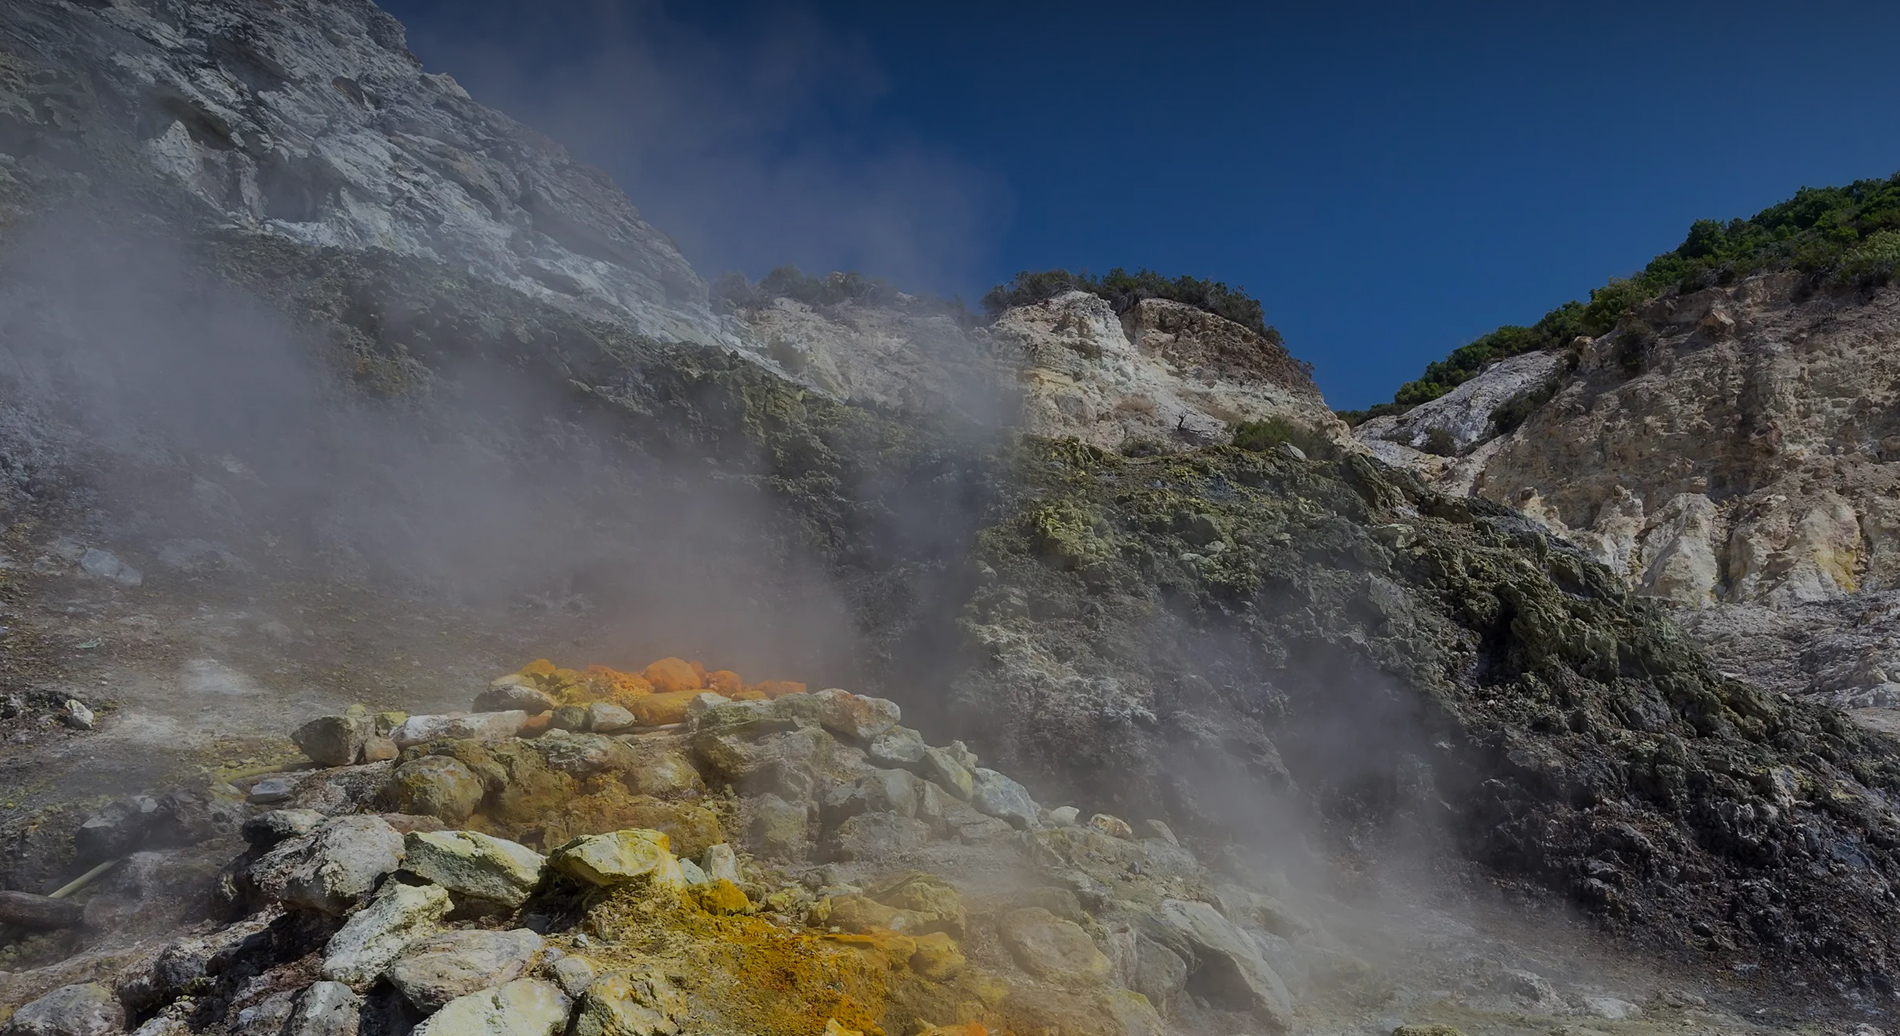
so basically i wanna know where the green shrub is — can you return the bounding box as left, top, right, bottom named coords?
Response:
left=1232, top=416, right=1332, bottom=458
left=983, top=267, right=1284, bottom=345
left=1419, top=427, right=1459, bottom=457
left=1489, top=378, right=1561, bottom=433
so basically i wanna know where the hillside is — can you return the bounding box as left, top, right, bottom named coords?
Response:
left=1, top=1, right=1899, bottom=1035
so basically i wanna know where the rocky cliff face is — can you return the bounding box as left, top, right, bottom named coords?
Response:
left=1, top=0, right=728, bottom=346
left=1359, top=276, right=1900, bottom=706
left=6, top=0, right=1900, bottom=1029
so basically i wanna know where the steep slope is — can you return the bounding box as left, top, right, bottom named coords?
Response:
left=1360, top=272, right=1900, bottom=710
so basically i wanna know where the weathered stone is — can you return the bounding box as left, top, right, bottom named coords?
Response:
left=385, top=756, right=484, bottom=823
left=2, top=982, right=123, bottom=1036
left=247, top=815, right=404, bottom=915
left=552, top=704, right=589, bottom=731
left=573, top=970, right=684, bottom=1036
left=748, top=793, right=809, bottom=858
left=1000, top=907, right=1110, bottom=985
left=242, top=808, right=325, bottom=847
left=321, top=881, right=453, bottom=988
left=389, top=928, right=546, bottom=1010
left=390, top=712, right=528, bottom=748
left=1141, top=819, right=1178, bottom=845
left=919, top=747, right=974, bottom=800
left=826, top=812, right=929, bottom=862
left=283, top=981, right=360, bottom=1036
left=586, top=702, right=636, bottom=733
left=547, top=954, right=598, bottom=999
left=474, top=676, right=557, bottom=715
left=700, top=843, right=740, bottom=883
left=625, top=748, right=703, bottom=797
left=823, top=768, right=920, bottom=822
left=535, top=731, right=632, bottom=778
left=249, top=777, right=296, bottom=804
left=678, top=858, right=708, bottom=885
left=401, top=830, right=545, bottom=908
left=412, top=978, right=569, bottom=1036
left=294, top=714, right=371, bottom=766
left=1155, top=898, right=1293, bottom=1029
left=970, top=768, right=1038, bottom=829
left=361, top=737, right=399, bottom=763
left=629, top=690, right=708, bottom=727
left=1049, top=806, right=1080, bottom=826
left=806, top=688, right=901, bottom=742
left=1087, top=813, right=1134, bottom=839
left=549, top=829, right=684, bottom=889
left=866, top=727, right=928, bottom=767
left=909, top=931, right=965, bottom=980
left=58, top=699, right=95, bottom=731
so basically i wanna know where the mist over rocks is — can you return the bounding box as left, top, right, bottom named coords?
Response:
left=0, top=0, right=1898, bottom=1030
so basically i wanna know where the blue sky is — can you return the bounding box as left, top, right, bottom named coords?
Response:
left=383, top=1, right=1900, bottom=408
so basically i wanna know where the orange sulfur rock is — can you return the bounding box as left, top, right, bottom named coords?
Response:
left=517, top=712, right=555, bottom=738
left=643, top=657, right=704, bottom=695
left=751, top=680, right=807, bottom=699
left=705, top=670, right=744, bottom=696
left=629, top=689, right=706, bottom=726
left=732, top=689, right=769, bottom=702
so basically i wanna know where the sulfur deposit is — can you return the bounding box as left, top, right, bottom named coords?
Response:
left=0, top=672, right=1340, bottom=1036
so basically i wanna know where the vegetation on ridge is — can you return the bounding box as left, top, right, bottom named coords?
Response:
left=981, top=267, right=1285, bottom=344
left=1356, top=171, right=1900, bottom=420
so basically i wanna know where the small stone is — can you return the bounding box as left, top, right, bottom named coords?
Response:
left=910, top=931, right=965, bottom=980
left=3, top=981, right=123, bottom=1035
left=920, top=747, right=974, bottom=800
left=586, top=702, right=636, bottom=733
left=826, top=812, right=930, bottom=861
left=866, top=728, right=928, bottom=767
left=58, top=699, right=95, bottom=731
left=413, top=978, right=569, bottom=1036
left=970, top=768, right=1038, bottom=829
left=1049, top=806, right=1080, bottom=826
left=389, top=928, right=546, bottom=1010
left=241, top=808, right=325, bottom=847
left=376, top=711, right=407, bottom=735
left=535, top=731, right=630, bottom=778
left=548, top=954, right=598, bottom=999
left=629, top=690, right=710, bottom=726
left=473, top=676, right=557, bottom=715
left=806, top=688, right=901, bottom=741
left=625, top=749, right=702, bottom=797
left=573, top=970, right=684, bottom=1036
left=700, top=843, right=740, bottom=883
left=247, top=815, right=404, bottom=915
left=549, top=829, right=684, bottom=889
left=321, top=881, right=454, bottom=987
left=389, top=711, right=528, bottom=748
left=1000, top=907, right=1110, bottom=985
left=678, top=858, right=708, bottom=885
left=749, top=794, right=809, bottom=858
left=1087, top=813, right=1134, bottom=839
left=402, top=830, right=546, bottom=908
left=248, top=777, right=296, bottom=804
left=1142, top=819, right=1179, bottom=845
left=385, top=755, right=484, bottom=823
left=552, top=704, right=589, bottom=731
left=284, top=981, right=360, bottom=1036
left=360, top=737, right=399, bottom=763
left=293, top=714, right=372, bottom=766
